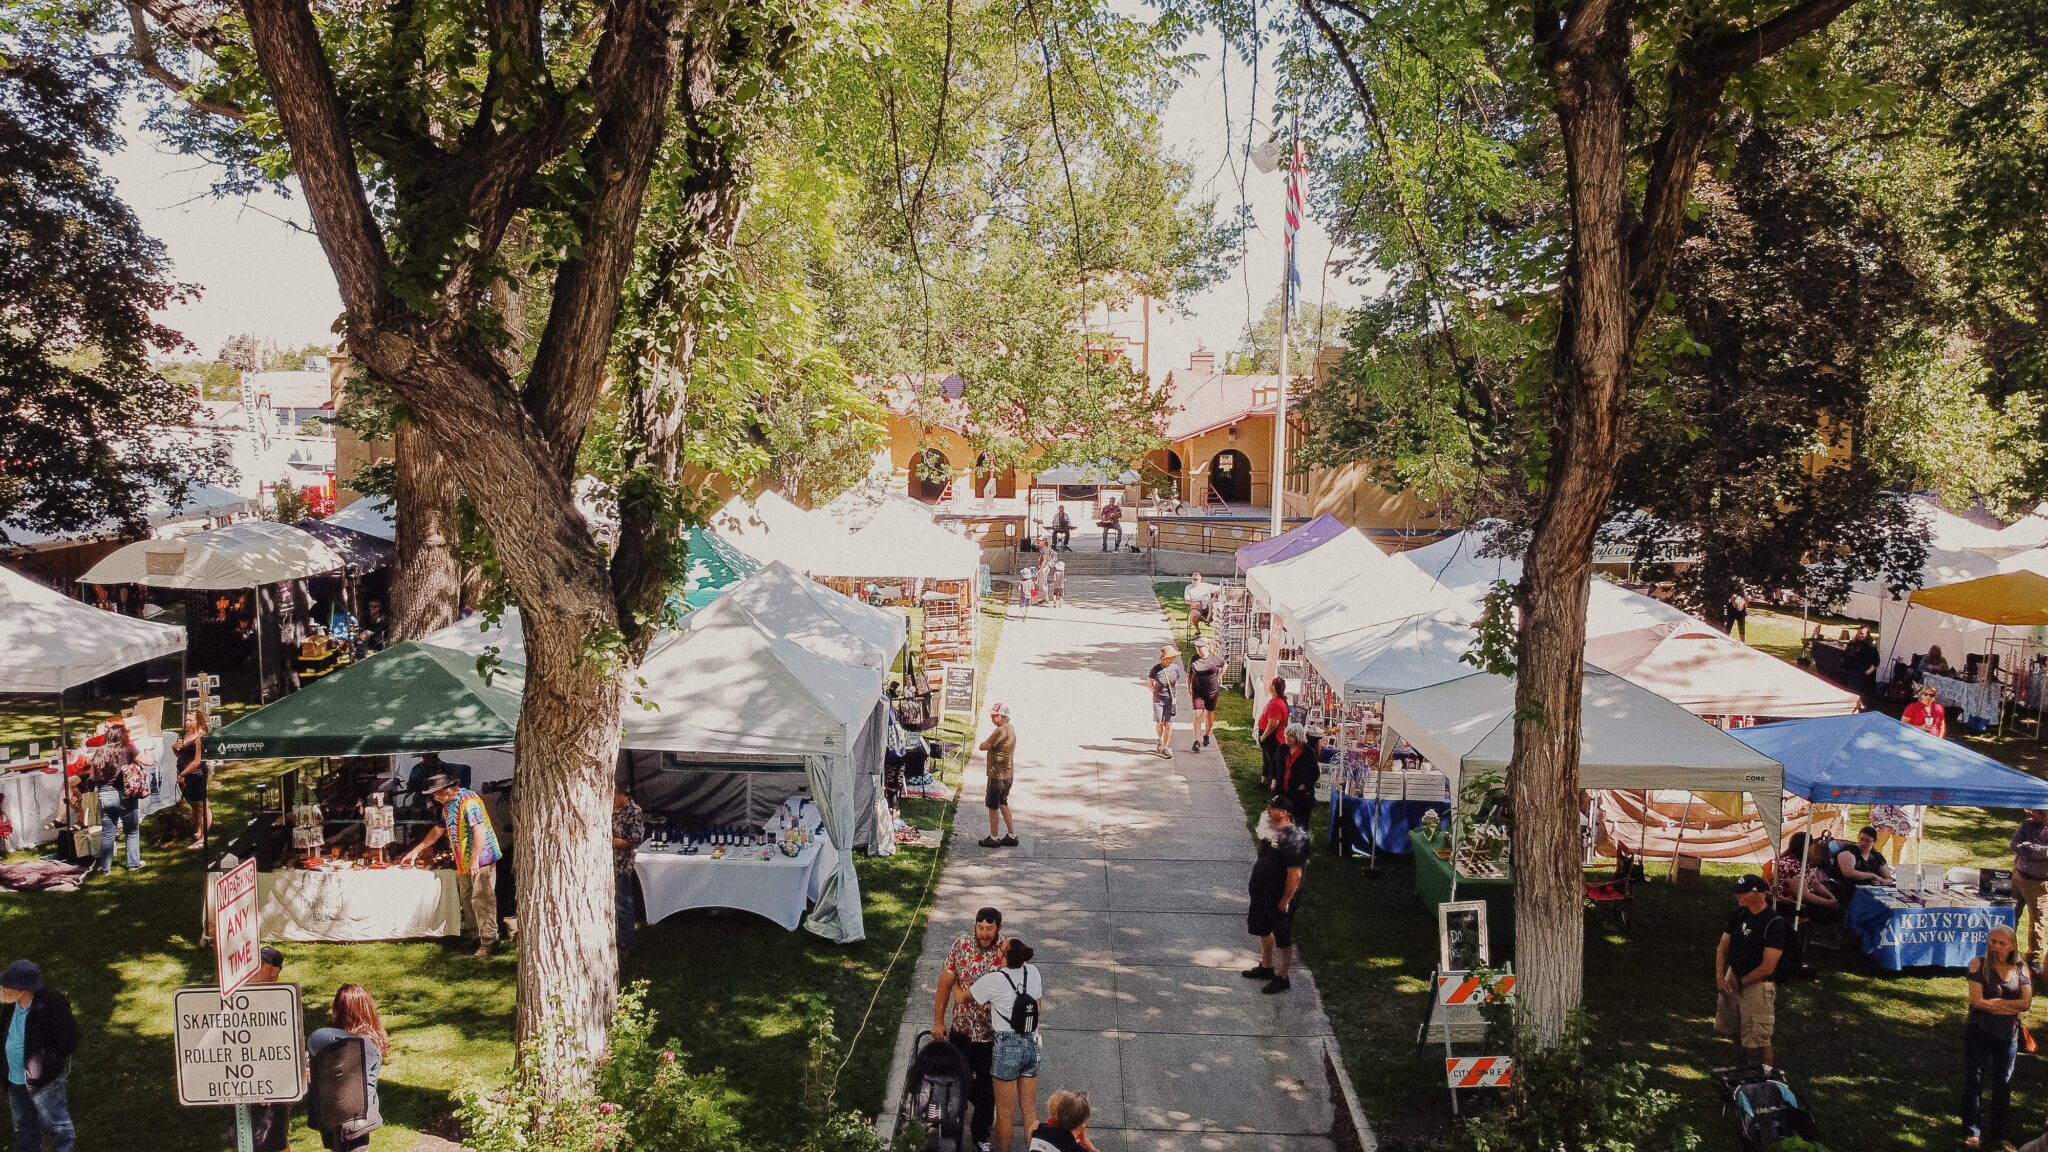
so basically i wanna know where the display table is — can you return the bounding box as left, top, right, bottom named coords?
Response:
left=1329, top=794, right=1447, bottom=857
left=206, top=867, right=463, bottom=942
left=634, top=838, right=838, bottom=931
left=0, top=763, right=62, bottom=854
left=1844, top=886, right=2016, bottom=971
left=1410, top=830, right=1515, bottom=942
left=1922, top=671, right=2004, bottom=728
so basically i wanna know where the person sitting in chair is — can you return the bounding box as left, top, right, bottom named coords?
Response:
left=1774, top=831, right=1841, bottom=917
left=1834, top=825, right=1895, bottom=888
left=1048, top=508, right=1073, bottom=553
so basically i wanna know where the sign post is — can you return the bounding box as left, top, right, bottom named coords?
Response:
left=197, top=859, right=283, bottom=1150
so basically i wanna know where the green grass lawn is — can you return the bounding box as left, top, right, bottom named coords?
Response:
left=1156, top=582, right=2048, bottom=1150
left=0, top=594, right=1008, bottom=1150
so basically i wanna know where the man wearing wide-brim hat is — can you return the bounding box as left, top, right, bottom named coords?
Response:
left=402, top=772, right=503, bottom=958
left=0, top=960, right=78, bottom=1152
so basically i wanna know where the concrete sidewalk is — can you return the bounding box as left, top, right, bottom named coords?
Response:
left=880, top=575, right=1345, bottom=1152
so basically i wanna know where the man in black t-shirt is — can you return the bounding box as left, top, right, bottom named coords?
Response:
left=1715, top=874, right=1789, bottom=1066
left=1243, top=798, right=1309, bottom=995
left=1188, top=637, right=1225, bottom=752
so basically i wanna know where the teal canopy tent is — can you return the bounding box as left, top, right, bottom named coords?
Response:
left=202, top=641, right=525, bottom=759
left=679, top=528, right=759, bottom=609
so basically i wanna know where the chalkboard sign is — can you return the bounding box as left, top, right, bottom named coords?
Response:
left=941, top=665, right=977, bottom=717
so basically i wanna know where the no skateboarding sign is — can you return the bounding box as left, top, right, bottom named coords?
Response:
left=173, top=984, right=306, bottom=1106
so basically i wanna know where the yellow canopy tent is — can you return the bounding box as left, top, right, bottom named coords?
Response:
left=1908, top=570, right=2048, bottom=626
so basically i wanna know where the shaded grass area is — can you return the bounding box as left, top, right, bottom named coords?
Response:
left=1156, top=582, right=2048, bottom=1149
left=0, top=596, right=1008, bottom=1149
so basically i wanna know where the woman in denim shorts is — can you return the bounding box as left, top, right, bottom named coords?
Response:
left=968, top=938, right=1045, bottom=1152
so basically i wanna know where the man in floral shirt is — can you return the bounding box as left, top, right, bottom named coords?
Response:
left=932, top=906, right=1004, bottom=1149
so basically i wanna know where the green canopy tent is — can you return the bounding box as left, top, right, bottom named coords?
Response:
left=202, top=641, right=525, bottom=759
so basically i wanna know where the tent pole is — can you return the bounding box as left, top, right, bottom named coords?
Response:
left=1792, top=803, right=1815, bottom=925
left=254, top=590, right=268, bottom=703
left=1360, top=702, right=1388, bottom=879
left=1670, top=792, right=1695, bottom=880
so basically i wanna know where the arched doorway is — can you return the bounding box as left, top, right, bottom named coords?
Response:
left=973, top=453, right=1016, bottom=499
left=912, top=448, right=950, bottom=503
left=1207, top=450, right=1252, bottom=504
left=1145, top=449, right=1184, bottom=499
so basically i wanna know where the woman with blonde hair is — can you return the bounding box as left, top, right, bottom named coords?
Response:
left=1962, top=923, right=2030, bottom=1148
left=1027, top=1089, right=1099, bottom=1152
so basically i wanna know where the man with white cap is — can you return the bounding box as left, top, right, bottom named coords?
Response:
left=1147, top=645, right=1183, bottom=760
left=979, top=703, right=1019, bottom=848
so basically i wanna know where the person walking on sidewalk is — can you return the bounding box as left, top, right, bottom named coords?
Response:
left=403, top=773, right=502, bottom=957
left=1189, top=638, right=1224, bottom=752
left=933, top=908, right=1007, bottom=1151
left=1147, top=645, right=1183, bottom=760
left=979, top=704, right=1018, bottom=848
left=0, top=961, right=77, bottom=1152
left=1242, top=799, right=1308, bottom=994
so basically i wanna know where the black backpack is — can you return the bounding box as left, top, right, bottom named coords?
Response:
left=906, top=1033, right=969, bottom=1152
left=1000, top=968, right=1039, bottom=1035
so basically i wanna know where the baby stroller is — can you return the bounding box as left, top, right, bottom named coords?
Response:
left=903, top=1033, right=971, bottom=1152
left=1712, top=1065, right=1818, bottom=1151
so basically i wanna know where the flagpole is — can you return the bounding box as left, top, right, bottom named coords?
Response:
left=1269, top=105, right=1301, bottom=540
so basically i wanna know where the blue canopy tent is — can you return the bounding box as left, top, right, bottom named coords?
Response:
left=1731, top=712, right=2048, bottom=808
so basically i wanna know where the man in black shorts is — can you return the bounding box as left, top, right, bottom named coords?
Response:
left=1189, top=637, right=1225, bottom=751
left=978, top=703, right=1017, bottom=847
left=1147, top=645, right=1183, bottom=759
left=1243, top=798, right=1308, bottom=994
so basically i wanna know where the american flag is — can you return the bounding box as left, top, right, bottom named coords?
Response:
left=1283, top=133, right=1306, bottom=316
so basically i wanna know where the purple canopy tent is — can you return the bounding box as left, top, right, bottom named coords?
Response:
left=1235, top=513, right=1345, bottom=572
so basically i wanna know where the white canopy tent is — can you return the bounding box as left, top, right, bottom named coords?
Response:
left=1245, top=528, right=1472, bottom=642
left=814, top=499, right=982, bottom=583
left=1407, top=526, right=1852, bottom=717
left=1299, top=609, right=1479, bottom=702
left=2, top=479, right=256, bottom=552
left=1981, top=504, right=2048, bottom=560
left=0, top=566, right=185, bottom=693
left=1587, top=622, right=1860, bottom=718
left=80, top=521, right=345, bottom=589
left=711, top=492, right=858, bottom=571
left=624, top=567, right=904, bottom=942
left=1381, top=668, right=1786, bottom=848
left=1844, top=496, right=2007, bottom=621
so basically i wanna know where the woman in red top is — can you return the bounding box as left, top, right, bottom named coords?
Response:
left=1905, top=685, right=1947, bottom=738
left=1257, top=679, right=1290, bottom=793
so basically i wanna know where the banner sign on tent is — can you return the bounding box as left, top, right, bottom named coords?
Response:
left=941, top=665, right=977, bottom=717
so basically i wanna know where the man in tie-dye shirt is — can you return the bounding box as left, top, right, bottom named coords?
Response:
left=403, top=771, right=502, bottom=957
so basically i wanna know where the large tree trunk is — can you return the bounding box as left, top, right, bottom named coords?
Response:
left=510, top=607, right=627, bottom=1071
left=1511, top=0, right=1635, bottom=1048
left=389, top=421, right=463, bottom=640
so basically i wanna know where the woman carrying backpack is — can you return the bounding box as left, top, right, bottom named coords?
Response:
left=89, top=720, right=146, bottom=875
left=967, top=938, right=1045, bottom=1152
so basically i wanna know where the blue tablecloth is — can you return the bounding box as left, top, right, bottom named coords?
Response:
left=1328, top=793, right=1449, bottom=857
left=1844, top=886, right=2017, bottom=970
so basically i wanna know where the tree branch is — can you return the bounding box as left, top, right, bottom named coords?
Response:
left=523, top=0, right=683, bottom=476
left=127, top=3, right=249, bottom=119
left=129, top=0, right=236, bottom=54
left=1629, top=0, right=1862, bottom=332
left=241, top=0, right=393, bottom=321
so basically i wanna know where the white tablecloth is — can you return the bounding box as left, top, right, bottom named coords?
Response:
left=206, top=868, right=463, bottom=942
left=634, top=839, right=838, bottom=931
left=1924, top=671, right=2004, bottom=726
left=0, top=766, right=63, bottom=853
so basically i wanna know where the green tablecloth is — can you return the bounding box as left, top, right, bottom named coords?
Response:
left=1410, top=830, right=1515, bottom=950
